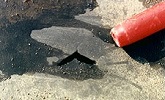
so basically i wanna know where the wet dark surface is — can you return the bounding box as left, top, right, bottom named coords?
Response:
left=48, top=59, right=104, bottom=80
left=0, top=0, right=97, bottom=27
left=0, top=0, right=165, bottom=82
left=0, top=1, right=164, bottom=99
left=0, top=0, right=111, bottom=81
left=1, top=14, right=165, bottom=81
left=0, top=20, right=65, bottom=76
left=0, top=14, right=108, bottom=80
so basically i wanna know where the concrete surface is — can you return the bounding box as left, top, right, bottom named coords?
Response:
left=95, top=0, right=164, bottom=27
left=95, top=0, right=146, bottom=27
left=0, top=0, right=93, bottom=27
left=0, top=0, right=165, bottom=100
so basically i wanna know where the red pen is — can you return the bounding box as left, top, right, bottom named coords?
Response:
left=111, top=1, right=165, bottom=47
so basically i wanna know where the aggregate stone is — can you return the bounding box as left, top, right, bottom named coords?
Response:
left=0, top=0, right=165, bottom=100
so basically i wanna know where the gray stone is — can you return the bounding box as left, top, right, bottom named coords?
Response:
left=31, top=26, right=109, bottom=60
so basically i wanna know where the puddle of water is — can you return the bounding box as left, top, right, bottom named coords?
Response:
left=0, top=13, right=109, bottom=81
left=1, top=0, right=164, bottom=81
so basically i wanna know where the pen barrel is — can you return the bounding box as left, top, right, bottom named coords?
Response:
left=111, top=1, right=165, bottom=47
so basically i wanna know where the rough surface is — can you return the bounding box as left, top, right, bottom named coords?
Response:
left=0, top=0, right=165, bottom=100
left=95, top=0, right=146, bottom=27
left=0, top=0, right=94, bottom=27
left=31, top=26, right=107, bottom=59
left=139, top=0, right=164, bottom=8
left=95, top=0, right=164, bottom=27
left=0, top=30, right=165, bottom=99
